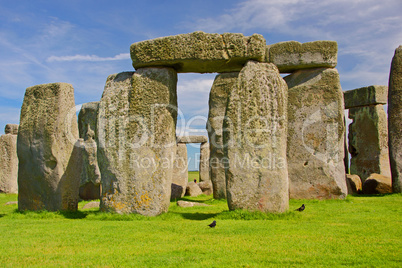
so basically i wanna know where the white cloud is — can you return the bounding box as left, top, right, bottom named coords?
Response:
left=191, top=0, right=402, bottom=40
left=188, top=0, right=402, bottom=90
left=46, top=53, right=130, bottom=62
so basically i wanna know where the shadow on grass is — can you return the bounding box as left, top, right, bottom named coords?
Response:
left=10, top=209, right=89, bottom=220
left=59, top=210, right=88, bottom=219
left=175, top=212, right=220, bottom=221
left=351, top=193, right=397, bottom=198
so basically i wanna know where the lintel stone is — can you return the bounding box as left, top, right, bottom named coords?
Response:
left=130, top=31, right=266, bottom=73
left=344, top=85, right=388, bottom=109
left=267, top=40, right=337, bottom=73
left=177, top=135, right=208, bottom=144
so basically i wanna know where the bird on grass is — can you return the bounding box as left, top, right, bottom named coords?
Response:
left=208, top=220, right=216, bottom=228
left=295, top=204, right=305, bottom=212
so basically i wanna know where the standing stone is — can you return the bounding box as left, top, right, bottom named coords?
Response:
left=0, top=125, right=19, bottom=193
left=98, top=68, right=177, bottom=216
left=78, top=102, right=99, bottom=139
left=207, top=72, right=239, bottom=199
left=78, top=102, right=101, bottom=200
left=79, top=138, right=101, bottom=200
left=344, top=117, right=349, bottom=173
left=199, top=142, right=210, bottom=182
left=171, top=142, right=188, bottom=200
left=17, top=83, right=81, bottom=211
left=348, top=105, right=391, bottom=181
left=285, top=68, right=347, bottom=199
left=388, top=45, right=402, bottom=193
left=223, top=61, right=289, bottom=213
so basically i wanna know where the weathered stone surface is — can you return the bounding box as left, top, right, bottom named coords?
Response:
left=177, top=200, right=209, bottom=207
left=185, top=181, right=203, bottom=197
left=207, top=72, right=239, bottom=199
left=348, top=105, right=391, bottom=182
left=170, top=184, right=184, bottom=200
left=79, top=181, right=101, bottom=200
left=346, top=174, right=362, bottom=194
left=176, top=135, right=208, bottom=144
left=82, top=201, right=100, bottom=210
left=198, top=180, right=213, bottom=195
left=5, top=124, right=19, bottom=135
left=344, top=85, right=388, bottom=109
left=78, top=102, right=99, bottom=140
left=0, top=132, right=18, bottom=193
left=199, top=142, right=210, bottom=182
left=285, top=68, right=347, bottom=199
left=268, top=41, right=337, bottom=73
left=171, top=143, right=188, bottom=200
left=223, top=61, right=289, bottom=213
left=17, top=83, right=81, bottom=211
left=79, top=139, right=101, bottom=200
left=362, top=173, right=392, bottom=194
left=130, top=32, right=266, bottom=73
left=388, top=45, right=402, bottom=193
left=97, top=69, right=177, bottom=216
left=78, top=103, right=101, bottom=200
left=344, top=119, right=349, bottom=173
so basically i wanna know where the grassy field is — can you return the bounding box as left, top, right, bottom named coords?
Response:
left=0, top=186, right=401, bottom=267
left=188, top=170, right=199, bottom=182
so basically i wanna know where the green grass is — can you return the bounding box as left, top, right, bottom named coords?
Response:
left=188, top=170, right=199, bottom=182
left=0, top=193, right=401, bottom=267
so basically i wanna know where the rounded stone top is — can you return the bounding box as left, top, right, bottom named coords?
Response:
left=4, top=124, right=19, bottom=135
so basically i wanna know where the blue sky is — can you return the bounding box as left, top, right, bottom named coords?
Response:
left=1, top=0, right=401, bottom=170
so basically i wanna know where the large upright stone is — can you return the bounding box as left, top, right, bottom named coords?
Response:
left=223, top=61, right=289, bottom=213
left=388, top=45, right=402, bottom=192
left=348, top=105, right=391, bottom=181
left=130, top=32, right=266, bottom=73
left=78, top=102, right=99, bottom=139
left=199, top=142, right=210, bottom=182
left=78, top=102, right=101, bottom=200
left=268, top=41, right=337, bottom=73
left=17, top=83, right=81, bottom=211
left=285, top=68, right=347, bottom=199
left=98, top=68, right=177, bottom=216
left=0, top=125, right=18, bottom=193
left=344, top=85, right=388, bottom=109
left=207, top=72, right=239, bottom=199
left=171, top=142, right=188, bottom=200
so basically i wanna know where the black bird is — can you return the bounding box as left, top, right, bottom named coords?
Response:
left=295, top=204, right=305, bottom=212
left=208, top=220, right=216, bottom=228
